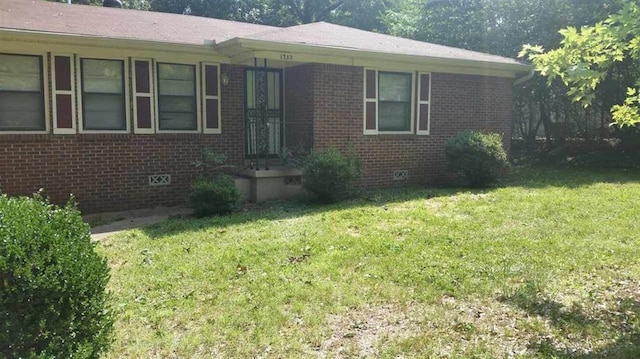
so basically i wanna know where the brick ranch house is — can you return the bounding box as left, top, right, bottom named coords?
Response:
left=0, top=0, right=531, bottom=213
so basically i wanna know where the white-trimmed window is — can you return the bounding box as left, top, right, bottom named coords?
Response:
left=363, top=69, right=415, bottom=134
left=379, top=72, right=413, bottom=132
left=0, top=53, right=46, bottom=131
left=79, top=58, right=128, bottom=132
left=157, top=62, right=198, bottom=132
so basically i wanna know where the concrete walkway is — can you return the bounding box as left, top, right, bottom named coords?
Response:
left=86, top=206, right=192, bottom=241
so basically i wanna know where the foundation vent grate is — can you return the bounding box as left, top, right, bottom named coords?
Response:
left=149, top=174, right=171, bottom=186
left=393, top=170, right=408, bottom=181
left=284, top=176, right=302, bottom=185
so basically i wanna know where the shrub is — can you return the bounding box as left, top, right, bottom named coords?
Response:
left=445, top=131, right=510, bottom=187
left=0, top=193, right=113, bottom=358
left=190, top=175, right=241, bottom=217
left=302, top=147, right=361, bottom=203
left=614, top=126, right=640, bottom=150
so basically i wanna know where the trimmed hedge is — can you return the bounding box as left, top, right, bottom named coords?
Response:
left=445, top=131, right=510, bottom=188
left=190, top=175, right=241, bottom=217
left=0, top=194, right=113, bottom=358
left=302, top=147, right=361, bottom=203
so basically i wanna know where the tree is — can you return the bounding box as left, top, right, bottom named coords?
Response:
left=382, top=0, right=487, bottom=51
left=383, top=0, right=627, bottom=140
left=521, top=1, right=640, bottom=127
left=150, top=0, right=244, bottom=18
left=149, top=0, right=390, bottom=29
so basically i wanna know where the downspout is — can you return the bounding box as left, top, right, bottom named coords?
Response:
left=514, top=68, right=534, bottom=86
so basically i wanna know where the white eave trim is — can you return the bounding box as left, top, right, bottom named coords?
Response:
left=216, top=37, right=532, bottom=76
left=0, top=28, right=228, bottom=59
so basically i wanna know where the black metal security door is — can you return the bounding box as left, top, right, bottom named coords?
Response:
left=244, top=59, right=283, bottom=169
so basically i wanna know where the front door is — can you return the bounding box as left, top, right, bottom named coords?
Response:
left=244, top=68, right=283, bottom=159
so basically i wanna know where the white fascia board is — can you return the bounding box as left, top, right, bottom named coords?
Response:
left=222, top=38, right=532, bottom=76
left=0, top=29, right=230, bottom=62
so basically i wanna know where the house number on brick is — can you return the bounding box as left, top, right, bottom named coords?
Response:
left=280, top=53, right=294, bottom=61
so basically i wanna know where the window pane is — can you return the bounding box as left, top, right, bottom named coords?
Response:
left=158, top=64, right=195, bottom=96
left=378, top=71, right=412, bottom=132
left=0, top=54, right=41, bottom=91
left=83, top=93, right=126, bottom=130
left=158, top=63, right=197, bottom=130
left=82, top=59, right=124, bottom=93
left=0, top=54, right=44, bottom=131
left=159, top=95, right=195, bottom=113
left=267, top=72, right=281, bottom=110
left=0, top=92, right=44, bottom=130
left=379, top=102, right=411, bottom=132
left=81, top=59, right=125, bottom=130
left=379, top=72, right=411, bottom=102
left=159, top=113, right=197, bottom=130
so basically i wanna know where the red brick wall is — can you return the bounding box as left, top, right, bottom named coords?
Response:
left=284, top=64, right=315, bottom=150
left=1, top=61, right=514, bottom=213
left=0, top=64, right=245, bottom=213
left=310, top=64, right=513, bottom=187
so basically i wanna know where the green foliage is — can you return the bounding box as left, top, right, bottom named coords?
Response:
left=383, top=0, right=627, bottom=141
left=190, top=175, right=241, bottom=217
left=0, top=193, right=113, bottom=358
left=445, top=131, right=510, bottom=188
left=278, top=145, right=311, bottom=169
left=383, top=0, right=487, bottom=51
left=521, top=1, right=640, bottom=127
left=148, top=0, right=389, bottom=29
left=190, top=150, right=241, bottom=217
left=193, top=149, right=236, bottom=177
left=302, top=147, right=361, bottom=203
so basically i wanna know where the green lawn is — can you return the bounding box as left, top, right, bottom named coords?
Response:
left=98, top=166, right=640, bottom=358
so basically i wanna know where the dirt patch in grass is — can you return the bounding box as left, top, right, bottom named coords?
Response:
left=313, top=304, right=420, bottom=358
left=406, top=295, right=545, bottom=357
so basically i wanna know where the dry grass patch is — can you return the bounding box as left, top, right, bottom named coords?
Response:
left=313, top=304, right=421, bottom=358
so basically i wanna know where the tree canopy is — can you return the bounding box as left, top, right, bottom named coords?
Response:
left=521, top=1, right=640, bottom=127
left=146, top=0, right=390, bottom=29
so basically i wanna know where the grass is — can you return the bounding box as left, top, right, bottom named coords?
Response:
left=98, top=165, right=640, bottom=358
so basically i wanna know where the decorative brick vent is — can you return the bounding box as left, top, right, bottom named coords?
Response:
left=284, top=175, right=302, bottom=185
left=393, top=170, right=408, bottom=181
left=149, top=174, right=171, bottom=186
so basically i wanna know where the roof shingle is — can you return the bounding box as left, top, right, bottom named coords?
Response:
left=0, top=0, right=527, bottom=68
left=242, top=22, right=524, bottom=66
left=0, top=0, right=276, bottom=45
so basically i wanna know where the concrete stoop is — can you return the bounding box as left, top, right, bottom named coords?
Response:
left=235, top=167, right=305, bottom=202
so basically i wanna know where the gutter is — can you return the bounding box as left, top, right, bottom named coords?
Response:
left=513, top=68, right=535, bottom=85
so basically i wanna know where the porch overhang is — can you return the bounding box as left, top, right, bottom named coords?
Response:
left=215, top=37, right=532, bottom=79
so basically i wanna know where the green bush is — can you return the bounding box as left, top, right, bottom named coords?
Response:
left=190, top=175, right=241, bottom=217
left=445, top=131, right=510, bottom=188
left=0, top=193, right=113, bottom=358
left=302, top=147, right=361, bottom=203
